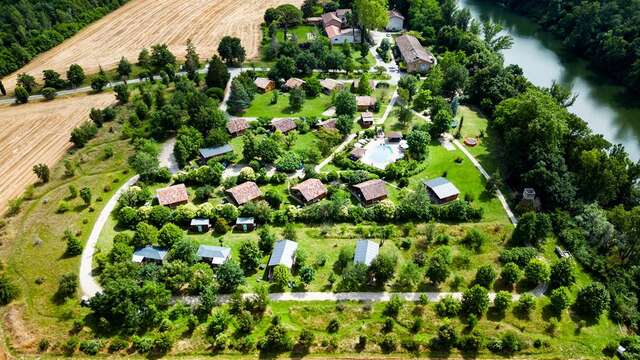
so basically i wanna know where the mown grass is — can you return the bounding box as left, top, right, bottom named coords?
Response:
left=243, top=92, right=332, bottom=118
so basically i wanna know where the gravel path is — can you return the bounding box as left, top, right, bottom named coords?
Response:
left=79, top=174, right=139, bottom=298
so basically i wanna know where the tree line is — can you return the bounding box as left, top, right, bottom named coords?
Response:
left=494, top=0, right=640, bottom=93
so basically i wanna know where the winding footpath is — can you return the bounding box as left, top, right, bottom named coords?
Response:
left=79, top=174, right=139, bottom=298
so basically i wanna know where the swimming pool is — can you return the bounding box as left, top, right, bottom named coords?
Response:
left=361, top=143, right=401, bottom=169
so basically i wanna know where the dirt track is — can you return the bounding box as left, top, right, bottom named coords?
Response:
left=0, top=94, right=114, bottom=212
left=1, top=0, right=301, bottom=91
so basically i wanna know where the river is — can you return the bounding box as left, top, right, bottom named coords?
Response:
left=459, top=0, right=640, bottom=160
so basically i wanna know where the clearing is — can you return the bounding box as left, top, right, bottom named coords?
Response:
left=0, top=93, right=114, bottom=213
left=1, top=0, right=302, bottom=91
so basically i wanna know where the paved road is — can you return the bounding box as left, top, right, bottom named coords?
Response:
left=177, top=290, right=534, bottom=305
left=158, top=137, right=179, bottom=174
left=79, top=174, right=139, bottom=298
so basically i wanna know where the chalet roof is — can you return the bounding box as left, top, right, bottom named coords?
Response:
left=268, top=240, right=298, bottom=268
left=226, top=181, right=262, bottom=205
left=132, top=246, right=167, bottom=262
left=285, top=78, right=305, bottom=89
left=190, top=218, right=210, bottom=226
left=356, top=96, right=377, bottom=107
left=353, top=179, right=388, bottom=202
left=199, top=144, right=233, bottom=159
left=271, top=118, right=297, bottom=133
left=292, top=178, right=327, bottom=203
left=396, top=34, right=435, bottom=65
left=389, top=10, right=405, bottom=19
left=424, top=177, right=460, bottom=200
left=254, top=77, right=273, bottom=90
left=227, top=118, right=250, bottom=134
left=236, top=217, right=255, bottom=225
left=387, top=131, right=403, bottom=139
left=156, top=184, right=188, bottom=206
left=197, top=245, right=231, bottom=265
left=361, top=111, right=374, bottom=122
left=317, top=118, right=337, bottom=131
left=350, top=148, right=366, bottom=159
left=322, top=12, right=341, bottom=27
left=354, top=239, right=379, bottom=266
left=320, top=78, right=342, bottom=91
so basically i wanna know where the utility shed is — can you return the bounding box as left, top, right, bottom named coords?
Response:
left=132, top=246, right=167, bottom=264
left=197, top=245, right=231, bottom=265
left=267, top=240, right=298, bottom=278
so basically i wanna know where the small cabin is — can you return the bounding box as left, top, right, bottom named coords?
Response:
left=199, top=144, right=233, bottom=162
left=255, top=77, right=275, bottom=93
left=354, top=239, right=379, bottom=266
left=267, top=240, right=298, bottom=279
left=235, top=217, right=256, bottom=232
left=197, top=245, right=231, bottom=266
left=190, top=218, right=211, bottom=233
left=132, top=246, right=167, bottom=265
left=156, top=184, right=189, bottom=207
left=360, top=112, right=374, bottom=128
left=353, top=179, right=388, bottom=205
left=424, top=177, right=460, bottom=204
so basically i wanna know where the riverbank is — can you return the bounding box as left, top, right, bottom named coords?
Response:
left=460, top=0, right=640, bottom=160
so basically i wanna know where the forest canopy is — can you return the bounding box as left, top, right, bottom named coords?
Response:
left=0, top=0, right=128, bottom=77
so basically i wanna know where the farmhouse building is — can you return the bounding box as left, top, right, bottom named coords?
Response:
left=396, top=34, right=436, bottom=73
left=267, top=240, right=298, bottom=279
left=156, top=184, right=189, bottom=207
left=353, top=179, right=388, bottom=205
left=291, top=178, right=328, bottom=204
left=226, top=181, right=263, bottom=206
left=197, top=245, right=231, bottom=266
left=424, top=177, right=460, bottom=204
left=322, top=9, right=362, bottom=44
left=386, top=10, right=405, bottom=31
left=354, top=239, right=379, bottom=266
left=132, top=246, right=167, bottom=265
left=254, top=77, right=275, bottom=92
left=227, top=118, right=249, bottom=136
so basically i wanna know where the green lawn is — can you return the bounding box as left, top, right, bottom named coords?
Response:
left=276, top=25, right=319, bottom=43
left=243, top=92, right=332, bottom=118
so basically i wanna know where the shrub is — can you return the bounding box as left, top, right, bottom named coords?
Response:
left=493, top=291, right=512, bottom=313
left=461, top=285, right=489, bottom=316
left=0, top=274, right=19, bottom=305
left=460, top=228, right=487, bottom=253
left=378, top=334, right=398, bottom=353
left=549, top=286, right=571, bottom=313
left=500, top=262, right=522, bottom=286
left=132, top=336, right=154, bottom=353
left=574, top=282, right=610, bottom=318
left=516, top=293, right=536, bottom=316
left=41, top=87, right=57, bottom=100
left=57, top=200, right=71, bottom=213
left=524, top=259, right=550, bottom=285
left=79, top=340, right=102, bottom=355
left=474, top=265, right=496, bottom=288
left=108, top=338, right=129, bottom=352
left=327, top=318, right=340, bottom=333
left=499, top=247, right=537, bottom=267
left=436, top=295, right=461, bottom=318
left=383, top=294, right=403, bottom=318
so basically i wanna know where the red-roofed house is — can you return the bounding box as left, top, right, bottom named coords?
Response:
left=271, top=118, right=297, bottom=133
left=353, top=179, right=388, bottom=205
left=291, top=178, right=328, bottom=204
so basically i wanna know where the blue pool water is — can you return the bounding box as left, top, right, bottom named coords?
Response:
left=363, top=144, right=395, bottom=168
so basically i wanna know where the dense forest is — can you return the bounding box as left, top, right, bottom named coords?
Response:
left=493, top=0, right=640, bottom=93
left=0, top=0, right=128, bottom=78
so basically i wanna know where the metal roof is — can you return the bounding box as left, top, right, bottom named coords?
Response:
left=132, top=246, right=167, bottom=262
left=190, top=218, right=210, bottom=226
left=354, top=239, right=379, bottom=266
left=236, top=217, right=255, bottom=225
left=199, top=144, right=233, bottom=159
left=268, top=240, right=298, bottom=268
left=424, top=177, right=460, bottom=200
left=197, top=245, right=231, bottom=265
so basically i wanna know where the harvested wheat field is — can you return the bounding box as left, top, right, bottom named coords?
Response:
left=1, top=0, right=301, bottom=91
left=0, top=93, right=114, bottom=213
